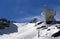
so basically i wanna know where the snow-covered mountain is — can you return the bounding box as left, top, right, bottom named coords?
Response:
left=0, top=22, right=60, bottom=39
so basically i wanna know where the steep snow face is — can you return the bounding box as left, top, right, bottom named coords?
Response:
left=0, top=23, right=37, bottom=39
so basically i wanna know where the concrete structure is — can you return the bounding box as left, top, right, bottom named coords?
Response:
left=43, top=5, right=56, bottom=24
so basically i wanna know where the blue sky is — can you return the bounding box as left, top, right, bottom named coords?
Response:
left=0, top=0, right=60, bottom=22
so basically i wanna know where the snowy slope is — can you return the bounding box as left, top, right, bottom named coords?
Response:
left=34, top=23, right=60, bottom=39
left=0, top=22, right=60, bottom=39
left=0, top=23, right=37, bottom=39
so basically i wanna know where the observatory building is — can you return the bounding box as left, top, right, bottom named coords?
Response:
left=43, top=5, right=56, bottom=24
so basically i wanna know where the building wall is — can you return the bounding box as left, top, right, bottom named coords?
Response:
left=43, top=6, right=56, bottom=23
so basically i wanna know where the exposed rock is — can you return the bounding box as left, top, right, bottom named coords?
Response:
left=37, top=26, right=47, bottom=29
left=29, top=18, right=38, bottom=23
left=0, top=26, right=5, bottom=29
left=52, top=31, right=60, bottom=37
left=55, top=25, right=60, bottom=29
left=35, top=21, right=43, bottom=26
left=0, top=18, right=10, bottom=29
left=47, top=29, right=50, bottom=31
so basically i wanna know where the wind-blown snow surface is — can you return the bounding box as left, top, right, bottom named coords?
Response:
left=0, top=22, right=60, bottom=39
